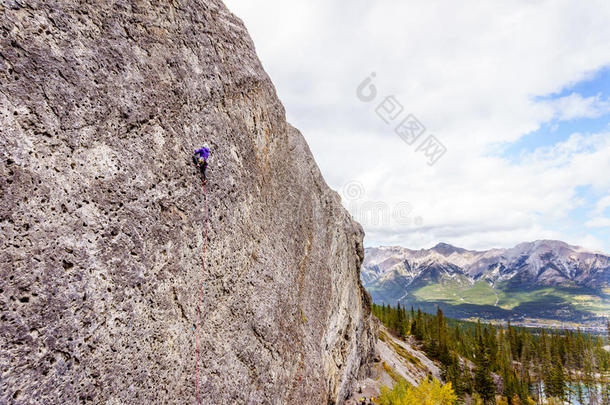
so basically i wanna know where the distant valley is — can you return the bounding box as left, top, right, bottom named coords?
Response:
left=362, top=240, right=610, bottom=328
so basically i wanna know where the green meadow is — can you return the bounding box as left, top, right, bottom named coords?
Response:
left=406, top=279, right=610, bottom=321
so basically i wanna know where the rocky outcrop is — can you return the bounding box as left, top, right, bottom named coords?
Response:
left=346, top=324, right=441, bottom=404
left=0, top=1, right=375, bottom=403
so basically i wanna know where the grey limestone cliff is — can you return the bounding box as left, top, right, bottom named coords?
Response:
left=0, top=1, right=375, bottom=403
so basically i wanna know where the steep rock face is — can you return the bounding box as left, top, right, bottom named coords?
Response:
left=0, top=1, right=375, bottom=404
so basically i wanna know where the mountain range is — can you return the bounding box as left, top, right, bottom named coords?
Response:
left=362, top=240, right=610, bottom=325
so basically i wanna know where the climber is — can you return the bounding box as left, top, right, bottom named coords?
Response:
left=193, top=143, right=211, bottom=181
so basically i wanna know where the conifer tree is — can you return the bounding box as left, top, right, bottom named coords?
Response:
left=474, top=331, right=496, bottom=404
left=371, top=303, right=609, bottom=405
left=546, top=352, right=565, bottom=400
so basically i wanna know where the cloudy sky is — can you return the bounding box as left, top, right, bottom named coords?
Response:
left=224, top=0, right=610, bottom=253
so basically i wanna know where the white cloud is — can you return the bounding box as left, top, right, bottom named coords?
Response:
left=548, top=93, right=610, bottom=121
left=592, top=195, right=610, bottom=215
left=224, top=0, right=610, bottom=252
left=573, top=234, right=607, bottom=253
left=586, top=217, right=610, bottom=228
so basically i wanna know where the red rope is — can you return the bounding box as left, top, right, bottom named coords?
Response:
left=195, top=179, right=209, bottom=405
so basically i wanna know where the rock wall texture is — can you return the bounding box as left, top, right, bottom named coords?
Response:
left=0, top=1, right=376, bottom=404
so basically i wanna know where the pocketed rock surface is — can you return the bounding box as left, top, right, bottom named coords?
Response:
left=0, top=1, right=375, bottom=403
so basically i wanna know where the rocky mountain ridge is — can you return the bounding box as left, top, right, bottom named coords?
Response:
left=362, top=240, right=610, bottom=323
left=363, top=240, right=610, bottom=291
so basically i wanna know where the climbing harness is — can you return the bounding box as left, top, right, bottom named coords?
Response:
left=193, top=145, right=210, bottom=405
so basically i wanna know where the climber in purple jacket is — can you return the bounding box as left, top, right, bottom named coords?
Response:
left=193, top=143, right=211, bottom=181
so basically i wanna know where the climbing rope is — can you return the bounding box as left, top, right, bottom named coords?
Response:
left=195, top=179, right=209, bottom=405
